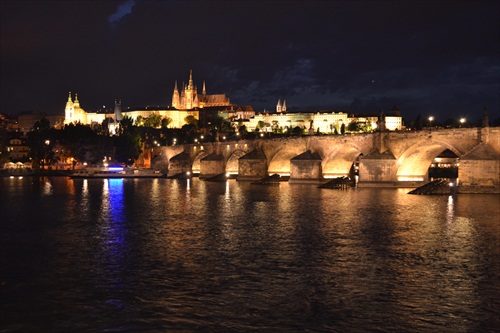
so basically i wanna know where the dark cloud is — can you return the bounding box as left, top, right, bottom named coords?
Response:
left=1, top=0, right=498, bottom=123
left=108, top=0, right=136, bottom=26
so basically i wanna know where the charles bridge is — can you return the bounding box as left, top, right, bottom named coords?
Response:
left=145, top=126, right=500, bottom=193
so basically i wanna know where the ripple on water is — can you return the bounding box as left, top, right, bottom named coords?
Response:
left=0, top=178, right=498, bottom=332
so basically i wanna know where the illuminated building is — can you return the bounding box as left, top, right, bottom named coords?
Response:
left=384, top=105, right=403, bottom=131
left=61, top=71, right=234, bottom=130
left=64, top=92, right=87, bottom=125
left=276, top=99, right=287, bottom=113
left=63, top=93, right=198, bottom=129
left=243, top=104, right=403, bottom=133
left=172, top=70, right=231, bottom=110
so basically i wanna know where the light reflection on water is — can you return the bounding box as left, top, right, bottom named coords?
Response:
left=0, top=177, right=498, bottom=332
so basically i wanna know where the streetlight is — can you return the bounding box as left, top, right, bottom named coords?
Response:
left=460, top=118, right=466, bottom=127
left=428, top=116, right=434, bottom=133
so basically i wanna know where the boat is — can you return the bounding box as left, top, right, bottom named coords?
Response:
left=70, top=165, right=166, bottom=179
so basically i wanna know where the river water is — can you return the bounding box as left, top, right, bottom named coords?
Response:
left=1, top=177, right=498, bottom=332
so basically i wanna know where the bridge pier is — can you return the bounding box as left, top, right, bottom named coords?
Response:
left=167, top=151, right=192, bottom=177
left=458, top=143, right=500, bottom=193
left=200, top=152, right=226, bottom=179
left=358, top=149, right=401, bottom=187
left=237, top=149, right=268, bottom=181
left=289, top=150, right=323, bottom=183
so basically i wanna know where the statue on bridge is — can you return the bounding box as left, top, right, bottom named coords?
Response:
left=377, top=110, right=386, bottom=132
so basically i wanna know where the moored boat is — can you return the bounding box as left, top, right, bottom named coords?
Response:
left=70, top=165, right=165, bottom=179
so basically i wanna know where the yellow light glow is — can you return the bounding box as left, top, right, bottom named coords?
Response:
left=398, top=176, right=424, bottom=181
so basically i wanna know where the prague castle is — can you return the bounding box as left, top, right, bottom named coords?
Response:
left=59, top=69, right=402, bottom=133
left=62, top=71, right=234, bottom=129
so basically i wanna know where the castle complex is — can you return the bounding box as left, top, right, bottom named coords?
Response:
left=57, top=70, right=403, bottom=132
left=61, top=71, right=235, bottom=130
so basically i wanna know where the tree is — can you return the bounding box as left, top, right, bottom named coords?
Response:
left=347, top=122, right=360, bottom=132
left=113, top=133, right=142, bottom=165
left=340, top=123, right=346, bottom=134
left=144, top=113, right=162, bottom=128
left=210, top=117, right=232, bottom=135
left=161, top=117, right=172, bottom=128
left=118, top=115, right=134, bottom=136
left=135, top=115, right=144, bottom=126
left=27, top=118, right=54, bottom=170
left=60, top=123, right=96, bottom=166
left=256, top=120, right=265, bottom=132
left=99, top=118, right=113, bottom=136
left=184, top=115, right=198, bottom=128
left=414, top=114, right=423, bottom=130
left=291, top=126, right=303, bottom=136
left=238, top=124, right=247, bottom=134
left=181, top=123, right=197, bottom=142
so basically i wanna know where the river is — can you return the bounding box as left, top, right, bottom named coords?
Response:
left=1, top=177, right=498, bottom=332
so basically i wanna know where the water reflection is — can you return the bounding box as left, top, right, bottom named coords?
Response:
left=0, top=178, right=497, bottom=332
left=100, top=178, right=126, bottom=246
left=42, top=177, right=53, bottom=195
left=446, top=195, right=455, bottom=225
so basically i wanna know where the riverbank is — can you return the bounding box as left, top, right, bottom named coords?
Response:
left=0, top=169, right=71, bottom=178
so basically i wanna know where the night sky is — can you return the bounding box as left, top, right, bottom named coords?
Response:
left=1, top=1, right=499, bottom=124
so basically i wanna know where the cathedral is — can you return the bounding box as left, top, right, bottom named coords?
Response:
left=172, top=70, right=231, bottom=110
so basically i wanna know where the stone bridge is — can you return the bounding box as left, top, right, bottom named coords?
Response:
left=148, top=126, right=500, bottom=192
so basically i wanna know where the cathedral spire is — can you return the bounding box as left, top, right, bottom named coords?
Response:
left=67, top=91, right=72, bottom=102
left=188, top=69, right=194, bottom=90
left=202, top=80, right=206, bottom=96
left=172, top=80, right=180, bottom=109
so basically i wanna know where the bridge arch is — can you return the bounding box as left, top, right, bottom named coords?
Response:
left=396, top=139, right=463, bottom=181
left=225, top=149, right=248, bottom=175
left=322, top=144, right=363, bottom=178
left=268, top=149, right=303, bottom=175
left=192, top=150, right=210, bottom=174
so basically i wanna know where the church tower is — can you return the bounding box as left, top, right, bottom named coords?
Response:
left=172, top=81, right=180, bottom=109
left=282, top=100, right=287, bottom=112
left=184, top=70, right=198, bottom=109
left=64, top=92, right=74, bottom=124
left=73, top=93, right=80, bottom=108
left=114, top=99, right=123, bottom=122
left=276, top=99, right=282, bottom=113
left=64, top=92, right=87, bottom=124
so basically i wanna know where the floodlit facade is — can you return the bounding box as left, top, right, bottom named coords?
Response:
left=244, top=104, right=403, bottom=133
left=246, top=111, right=351, bottom=133
left=62, top=71, right=235, bottom=129
left=172, top=70, right=231, bottom=110
left=63, top=92, right=199, bottom=129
